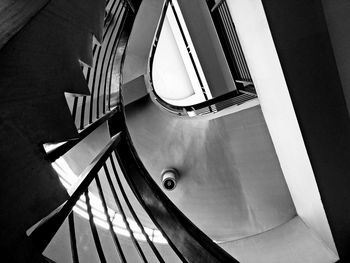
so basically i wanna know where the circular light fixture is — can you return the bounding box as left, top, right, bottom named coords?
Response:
left=161, top=168, right=178, bottom=191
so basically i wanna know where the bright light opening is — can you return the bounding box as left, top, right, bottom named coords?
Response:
left=52, top=157, right=167, bottom=244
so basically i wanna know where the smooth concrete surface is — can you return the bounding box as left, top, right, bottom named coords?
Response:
left=122, top=0, right=164, bottom=83
left=122, top=75, right=148, bottom=105
left=321, top=0, right=350, bottom=116
left=125, top=95, right=296, bottom=242
left=225, top=0, right=339, bottom=256
left=44, top=211, right=181, bottom=263
left=220, top=216, right=338, bottom=263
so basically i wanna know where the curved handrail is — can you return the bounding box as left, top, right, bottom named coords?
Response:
left=44, top=0, right=132, bottom=161
left=29, top=134, right=122, bottom=253
left=147, top=0, right=257, bottom=117
left=30, top=0, right=241, bottom=261
left=114, top=124, right=239, bottom=263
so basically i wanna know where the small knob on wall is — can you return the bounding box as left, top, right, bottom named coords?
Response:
left=161, top=168, right=179, bottom=191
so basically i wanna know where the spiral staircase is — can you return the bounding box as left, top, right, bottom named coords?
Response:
left=0, top=0, right=349, bottom=262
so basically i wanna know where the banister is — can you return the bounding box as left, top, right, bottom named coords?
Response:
left=28, top=133, right=122, bottom=253
left=44, top=0, right=134, bottom=162
left=31, top=0, right=242, bottom=261
left=115, top=131, right=239, bottom=263
left=147, top=0, right=256, bottom=117
left=44, top=107, right=120, bottom=162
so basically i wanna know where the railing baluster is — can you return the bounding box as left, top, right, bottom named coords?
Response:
left=79, top=96, right=87, bottom=130
left=103, top=160, right=148, bottom=263
left=108, top=10, right=134, bottom=111
left=103, top=6, right=129, bottom=114
left=220, top=3, right=252, bottom=81
left=97, top=2, right=126, bottom=118
left=223, top=3, right=251, bottom=81
left=218, top=4, right=244, bottom=79
left=85, top=190, right=107, bottom=263
left=213, top=8, right=240, bottom=80
left=107, top=158, right=165, bottom=263
left=44, top=0, right=130, bottom=161
left=68, top=212, right=80, bottom=263
left=71, top=97, right=78, bottom=125
left=219, top=5, right=244, bottom=79
left=94, top=1, right=123, bottom=121
left=90, top=46, right=102, bottom=124
left=95, top=173, right=127, bottom=263
left=218, top=6, right=245, bottom=80
left=30, top=135, right=121, bottom=252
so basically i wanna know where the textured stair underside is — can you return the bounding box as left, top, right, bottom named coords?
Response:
left=0, top=0, right=105, bottom=261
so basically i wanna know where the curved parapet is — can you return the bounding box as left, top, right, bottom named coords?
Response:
left=146, top=0, right=257, bottom=117
left=124, top=91, right=296, bottom=242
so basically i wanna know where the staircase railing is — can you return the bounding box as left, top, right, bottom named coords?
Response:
left=206, top=0, right=253, bottom=85
left=29, top=127, right=240, bottom=262
left=29, top=0, right=240, bottom=261
left=148, top=0, right=257, bottom=117
left=44, top=0, right=136, bottom=162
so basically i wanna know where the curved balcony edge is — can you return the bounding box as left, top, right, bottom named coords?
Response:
left=146, top=0, right=258, bottom=117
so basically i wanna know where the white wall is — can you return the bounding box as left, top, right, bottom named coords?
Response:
left=152, top=15, right=196, bottom=102
left=225, top=0, right=338, bottom=256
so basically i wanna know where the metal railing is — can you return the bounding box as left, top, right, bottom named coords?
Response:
left=153, top=89, right=257, bottom=117
left=44, top=0, right=135, bottom=161
left=148, top=0, right=257, bottom=118
left=30, top=0, right=241, bottom=261
left=207, top=0, right=253, bottom=84
left=29, top=129, right=240, bottom=262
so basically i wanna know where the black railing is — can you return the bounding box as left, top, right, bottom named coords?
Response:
left=30, top=0, right=241, bottom=261
left=78, top=0, right=126, bottom=126
left=207, top=0, right=253, bottom=84
left=44, top=0, right=135, bottom=161
left=153, top=89, right=257, bottom=117
left=149, top=0, right=208, bottom=101
left=148, top=0, right=257, bottom=117
left=29, top=129, right=240, bottom=262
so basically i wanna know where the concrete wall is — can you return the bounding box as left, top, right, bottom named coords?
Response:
left=225, top=0, right=339, bottom=257
left=125, top=93, right=296, bottom=242
left=122, top=76, right=148, bottom=105
left=261, top=0, right=350, bottom=259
